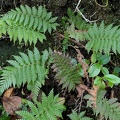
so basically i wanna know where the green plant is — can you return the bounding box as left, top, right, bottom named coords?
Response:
left=0, top=47, right=50, bottom=99
left=0, top=5, right=58, bottom=45
left=66, top=23, right=86, bottom=41
left=62, top=32, right=70, bottom=52
left=84, top=22, right=120, bottom=54
left=66, top=8, right=91, bottom=30
left=86, top=90, right=120, bottom=120
left=52, top=52, right=81, bottom=91
left=16, top=90, right=66, bottom=120
left=0, top=105, right=10, bottom=120
left=62, top=8, right=91, bottom=42
left=68, top=110, right=92, bottom=120
left=88, top=53, right=120, bottom=88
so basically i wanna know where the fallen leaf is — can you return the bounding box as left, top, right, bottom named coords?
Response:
left=76, top=84, right=89, bottom=97
left=3, top=88, right=14, bottom=98
left=58, top=97, right=65, bottom=104
left=3, top=96, right=22, bottom=115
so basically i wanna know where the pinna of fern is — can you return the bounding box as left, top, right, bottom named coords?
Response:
left=52, top=52, right=81, bottom=91
left=0, top=47, right=50, bottom=99
left=68, top=110, right=92, bottom=120
left=16, top=90, right=66, bottom=120
left=0, top=5, right=58, bottom=45
left=84, top=22, right=120, bottom=54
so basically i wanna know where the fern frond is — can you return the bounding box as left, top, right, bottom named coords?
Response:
left=87, top=90, right=120, bottom=120
left=16, top=90, right=66, bottom=120
left=84, top=22, right=120, bottom=54
left=67, top=23, right=86, bottom=41
left=0, top=47, right=49, bottom=98
left=67, top=8, right=91, bottom=30
left=68, top=110, right=92, bottom=120
left=52, top=53, right=81, bottom=91
left=0, top=19, right=46, bottom=45
left=2, top=5, right=58, bottom=34
left=16, top=111, right=36, bottom=120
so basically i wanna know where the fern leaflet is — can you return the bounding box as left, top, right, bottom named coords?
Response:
left=68, top=110, right=92, bottom=120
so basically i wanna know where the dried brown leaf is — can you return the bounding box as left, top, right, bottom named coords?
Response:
left=74, top=46, right=89, bottom=82
left=76, top=84, right=89, bottom=97
left=3, top=88, right=14, bottom=98
left=3, top=96, right=22, bottom=115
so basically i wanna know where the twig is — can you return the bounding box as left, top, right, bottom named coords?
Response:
left=74, top=0, right=98, bottom=23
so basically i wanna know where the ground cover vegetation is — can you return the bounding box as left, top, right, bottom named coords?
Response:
left=0, top=0, right=120, bottom=120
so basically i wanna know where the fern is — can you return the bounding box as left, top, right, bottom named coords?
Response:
left=16, top=90, right=66, bottom=120
left=0, top=47, right=50, bottom=99
left=0, top=19, right=46, bottom=45
left=2, top=5, right=58, bottom=33
left=87, top=90, right=120, bottom=120
left=67, top=23, right=86, bottom=41
left=0, top=5, right=58, bottom=45
left=52, top=52, right=81, bottom=91
left=67, top=8, right=91, bottom=30
left=84, top=22, right=120, bottom=54
left=68, top=110, right=92, bottom=120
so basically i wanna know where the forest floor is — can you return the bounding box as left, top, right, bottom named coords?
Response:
left=0, top=0, right=120, bottom=120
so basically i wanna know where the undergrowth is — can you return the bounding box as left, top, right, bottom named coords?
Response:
left=0, top=4, right=120, bottom=120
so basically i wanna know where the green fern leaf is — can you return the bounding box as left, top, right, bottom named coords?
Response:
left=87, top=90, right=120, bottom=120
left=0, top=47, right=50, bottom=98
left=84, top=22, right=120, bottom=54
left=52, top=53, right=81, bottom=91
left=2, top=5, right=58, bottom=33
left=16, top=111, right=36, bottom=120
left=68, top=110, right=92, bottom=120
left=0, top=19, right=46, bottom=45
left=16, top=90, right=65, bottom=120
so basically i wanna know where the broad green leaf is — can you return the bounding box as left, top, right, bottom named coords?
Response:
left=89, top=63, right=101, bottom=77
left=101, top=67, right=109, bottom=75
left=103, top=74, right=120, bottom=84
left=91, top=52, right=97, bottom=63
left=97, top=54, right=110, bottom=65
left=108, top=81, right=114, bottom=88
left=113, top=67, right=120, bottom=76
left=94, top=76, right=105, bottom=89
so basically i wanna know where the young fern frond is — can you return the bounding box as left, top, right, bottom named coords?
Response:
left=0, top=47, right=49, bottom=99
left=2, top=5, right=58, bottom=34
left=84, top=22, right=120, bottom=54
left=16, top=90, right=66, bottom=120
left=0, top=20, right=46, bottom=45
left=52, top=53, right=81, bottom=91
left=67, top=8, right=91, bottom=30
left=68, top=110, right=92, bottom=120
left=87, top=90, right=120, bottom=120
left=67, top=23, right=86, bottom=41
